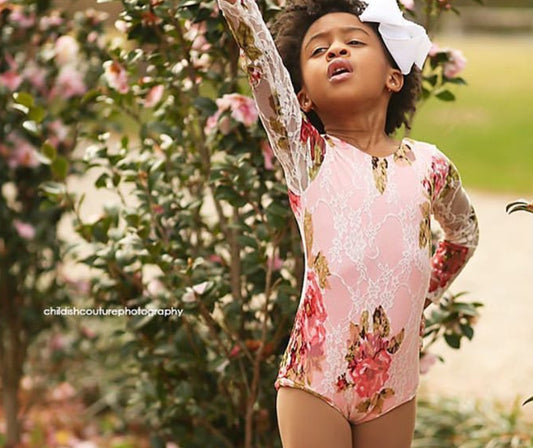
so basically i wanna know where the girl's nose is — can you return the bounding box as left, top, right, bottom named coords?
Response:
left=327, top=45, right=349, bottom=61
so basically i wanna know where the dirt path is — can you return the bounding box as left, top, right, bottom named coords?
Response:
left=419, top=190, right=533, bottom=418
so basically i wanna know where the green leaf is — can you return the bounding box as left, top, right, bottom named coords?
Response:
left=444, top=333, right=461, bottom=349
left=13, top=92, right=34, bottom=108
left=460, top=324, right=474, bottom=340
left=193, top=96, right=217, bottom=116
left=435, top=90, right=456, bottom=102
left=51, top=156, right=69, bottom=181
left=42, top=142, right=57, bottom=161
left=40, top=181, right=66, bottom=198
left=445, top=77, right=467, bottom=86
left=28, top=106, right=45, bottom=123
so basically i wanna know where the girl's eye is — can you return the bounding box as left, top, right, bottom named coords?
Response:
left=311, top=47, right=326, bottom=56
left=348, top=39, right=363, bottom=46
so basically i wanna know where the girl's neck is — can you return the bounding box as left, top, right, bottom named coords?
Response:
left=319, top=98, right=398, bottom=157
left=323, top=125, right=399, bottom=158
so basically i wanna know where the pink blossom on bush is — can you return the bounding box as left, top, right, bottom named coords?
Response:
left=428, top=42, right=440, bottom=57
left=419, top=351, right=438, bottom=374
left=115, top=19, right=130, bottom=33
left=13, top=220, right=36, bottom=240
left=39, top=13, right=64, bottom=30
left=3, top=135, right=40, bottom=169
left=185, top=21, right=211, bottom=52
left=47, top=119, right=70, bottom=146
left=52, top=65, right=87, bottom=98
left=0, top=70, right=23, bottom=91
left=49, top=333, right=66, bottom=352
left=205, top=93, right=258, bottom=135
left=261, top=140, right=274, bottom=170
left=9, top=8, right=35, bottom=28
left=429, top=43, right=467, bottom=78
left=50, top=382, right=76, bottom=401
left=443, top=48, right=467, bottom=78
left=84, top=8, right=109, bottom=26
left=144, top=84, right=164, bottom=107
left=399, top=0, right=415, bottom=9
left=54, top=35, right=79, bottom=65
left=103, top=60, right=129, bottom=94
left=22, top=61, right=47, bottom=91
left=217, top=93, right=258, bottom=127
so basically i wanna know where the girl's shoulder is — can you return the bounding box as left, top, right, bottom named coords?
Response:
left=403, top=137, right=453, bottom=166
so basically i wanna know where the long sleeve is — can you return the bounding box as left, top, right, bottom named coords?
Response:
left=427, top=155, right=479, bottom=304
left=217, top=0, right=325, bottom=194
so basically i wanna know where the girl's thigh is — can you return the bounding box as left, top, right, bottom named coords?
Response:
left=276, top=387, right=352, bottom=448
left=351, top=397, right=417, bottom=448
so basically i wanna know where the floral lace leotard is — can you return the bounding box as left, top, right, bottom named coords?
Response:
left=218, top=0, right=479, bottom=425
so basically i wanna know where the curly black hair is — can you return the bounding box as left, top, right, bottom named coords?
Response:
left=270, top=0, right=422, bottom=135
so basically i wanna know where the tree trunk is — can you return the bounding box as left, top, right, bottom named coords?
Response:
left=0, top=271, right=22, bottom=447
left=2, top=371, right=20, bottom=447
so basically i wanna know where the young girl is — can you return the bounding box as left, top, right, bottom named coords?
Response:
left=217, top=0, right=479, bottom=446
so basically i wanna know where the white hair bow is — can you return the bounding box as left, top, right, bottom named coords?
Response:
left=359, top=0, right=432, bottom=75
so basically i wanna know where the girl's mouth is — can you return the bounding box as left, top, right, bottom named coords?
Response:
left=327, top=59, right=353, bottom=82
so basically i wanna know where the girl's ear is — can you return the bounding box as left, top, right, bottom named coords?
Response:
left=297, top=89, right=314, bottom=112
left=386, top=69, right=404, bottom=93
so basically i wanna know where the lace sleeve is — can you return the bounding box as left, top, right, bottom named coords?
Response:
left=218, top=0, right=323, bottom=194
left=427, top=155, right=479, bottom=304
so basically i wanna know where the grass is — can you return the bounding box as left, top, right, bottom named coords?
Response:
left=410, top=34, right=533, bottom=195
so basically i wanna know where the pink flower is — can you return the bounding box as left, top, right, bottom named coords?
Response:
left=288, top=189, right=302, bottom=218
left=0, top=71, right=22, bottom=91
left=47, top=119, right=70, bottom=146
left=261, top=140, right=274, bottom=170
left=209, top=254, right=222, bottom=264
left=268, top=254, right=283, bottom=271
left=4, top=135, right=40, bottom=169
left=115, top=19, right=130, bottom=33
left=103, top=60, right=129, bottom=94
left=49, top=333, right=66, bottom=351
left=13, top=220, right=36, bottom=239
left=217, top=93, right=258, bottom=126
left=205, top=93, right=258, bottom=134
left=351, top=347, right=392, bottom=398
left=80, top=326, right=97, bottom=339
left=419, top=351, right=438, bottom=374
left=185, top=21, right=211, bottom=52
left=9, top=8, right=35, bottom=28
left=429, top=240, right=469, bottom=292
left=39, top=13, right=64, bottom=30
left=399, top=0, right=415, bottom=10
left=346, top=333, right=392, bottom=398
left=300, top=271, right=327, bottom=347
left=443, top=48, right=467, bottom=78
left=144, top=84, right=164, bottom=107
left=54, top=35, right=79, bottom=65
left=428, top=42, right=441, bottom=57
left=50, top=382, right=76, bottom=401
left=53, top=65, right=86, bottom=98
left=22, top=61, right=47, bottom=91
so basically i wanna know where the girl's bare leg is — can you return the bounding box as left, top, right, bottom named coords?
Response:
left=351, top=397, right=417, bottom=448
left=276, top=387, right=352, bottom=448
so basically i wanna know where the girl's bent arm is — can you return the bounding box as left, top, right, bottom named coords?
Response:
left=427, top=158, right=479, bottom=305
left=217, top=0, right=321, bottom=195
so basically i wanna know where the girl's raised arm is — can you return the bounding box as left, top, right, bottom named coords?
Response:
left=217, top=0, right=322, bottom=195
left=426, top=157, right=479, bottom=305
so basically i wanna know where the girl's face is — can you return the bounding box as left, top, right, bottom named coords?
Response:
left=298, top=12, right=403, bottom=118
